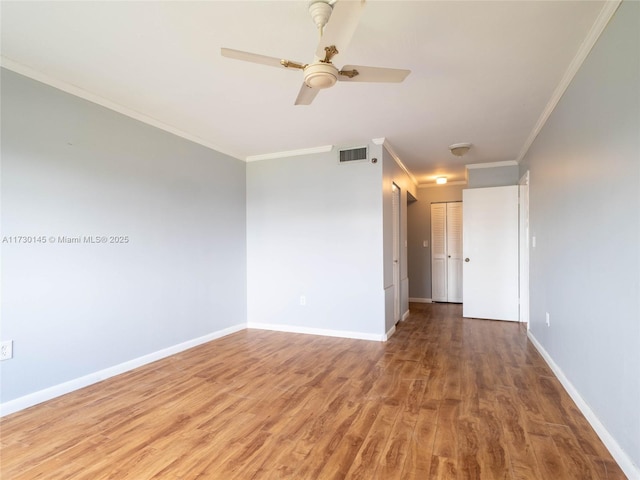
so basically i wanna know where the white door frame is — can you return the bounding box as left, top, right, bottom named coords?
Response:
left=519, top=171, right=530, bottom=325
left=392, top=183, right=401, bottom=322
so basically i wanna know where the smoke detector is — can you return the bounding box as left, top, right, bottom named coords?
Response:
left=449, top=143, right=472, bottom=157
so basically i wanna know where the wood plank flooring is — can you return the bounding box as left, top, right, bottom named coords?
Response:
left=0, top=303, right=627, bottom=479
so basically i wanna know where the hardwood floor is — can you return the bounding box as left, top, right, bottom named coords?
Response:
left=0, top=303, right=626, bottom=479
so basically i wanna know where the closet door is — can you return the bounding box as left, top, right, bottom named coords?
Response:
left=431, top=202, right=463, bottom=303
left=431, top=203, right=447, bottom=302
left=446, top=202, right=463, bottom=302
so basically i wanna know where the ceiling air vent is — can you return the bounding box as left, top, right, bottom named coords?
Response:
left=339, top=146, right=368, bottom=163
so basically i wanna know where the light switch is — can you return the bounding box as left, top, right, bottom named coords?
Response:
left=423, top=240, right=429, bottom=248
left=532, top=236, right=536, bottom=248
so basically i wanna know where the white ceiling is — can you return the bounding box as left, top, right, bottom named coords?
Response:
left=1, top=1, right=607, bottom=185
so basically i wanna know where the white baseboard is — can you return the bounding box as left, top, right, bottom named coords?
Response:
left=409, top=297, right=432, bottom=303
left=401, top=310, right=410, bottom=321
left=247, top=322, right=386, bottom=342
left=527, top=331, right=640, bottom=480
left=384, top=325, right=396, bottom=341
left=0, top=323, right=246, bottom=417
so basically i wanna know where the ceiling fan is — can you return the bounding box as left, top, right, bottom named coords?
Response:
left=221, top=0, right=411, bottom=105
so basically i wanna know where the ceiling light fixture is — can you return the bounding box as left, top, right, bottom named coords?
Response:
left=449, top=143, right=472, bottom=157
left=436, top=177, right=447, bottom=185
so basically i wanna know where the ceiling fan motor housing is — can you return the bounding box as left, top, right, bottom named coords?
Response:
left=304, top=62, right=338, bottom=89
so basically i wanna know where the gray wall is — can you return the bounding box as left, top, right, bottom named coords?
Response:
left=0, top=69, right=247, bottom=403
left=467, top=164, right=520, bottom=188
left=407, top=184, right=464, bottom=300
left=381, top=147, right=418, bottom=331
left=520, top=0, right=640, bottom=469
left=246, top=145, right=385, bottom=337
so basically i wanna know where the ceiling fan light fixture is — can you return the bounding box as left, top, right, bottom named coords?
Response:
left=304, top=62, right=338, bottom=89
left=449, top=143, right=472, bottom=157
left=436, top=176, right=447, bottom=185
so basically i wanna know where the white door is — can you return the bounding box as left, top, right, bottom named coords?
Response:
left=392, top=184, right=401, bottom=322
left=431, top=202, right=463, bottom=303
left=463, top=186, right=519, bottom=321
left=446, top=202, right=463, bottom=302
left=431, top=203, right=447, bottom=302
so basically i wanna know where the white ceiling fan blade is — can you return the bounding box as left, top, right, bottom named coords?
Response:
left=295, top=83, right=320, bottom=105
left=338, top=65, right=411, bottom=83
left=315, top=1, right=365, bottom=60
left=221, top=48, right=292, bottom=69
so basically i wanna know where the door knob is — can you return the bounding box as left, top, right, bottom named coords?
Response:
left=465, top=258, right=470, bottom=262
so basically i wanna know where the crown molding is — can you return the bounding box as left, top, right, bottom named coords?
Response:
left=466, top=160, right=518, bottom=170
left=246, top=144, right=334, bottom=162
left=516, top=0, right=622, bottom=163
left=372, top=137, right=418, bottom=186
left=0, top=56, right=243, bottom=161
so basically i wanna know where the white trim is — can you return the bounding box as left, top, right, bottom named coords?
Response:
left=516, top=0, right=622, bottom=163
left=401, top=310, right=410, bottom=322
left=0, top=324, right=246, bottom=417
left=418, top=181, right=467, bottom=188
left=465, top=160, right=518, bottom=170
left=409, top=297, right=432, bottom=303
left=247, top=322, right=386, bottom=342
left=518, top=170, right=530, bottom=328
left=246, top=144, right=333, bottom=162
left=384, top=325, right=396, bottom=341
left=0, top=57, right=242, bottom=161
left=527, top=331, right=640, bottom=480
left=373, top=137, right=418, bottom=186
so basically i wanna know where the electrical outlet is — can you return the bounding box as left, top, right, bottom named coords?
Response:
left=1, top=340, right=13, bottom=360
left=545, top=312, right=550, bottom=327
left=300, top=296, right=306, bottom=306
